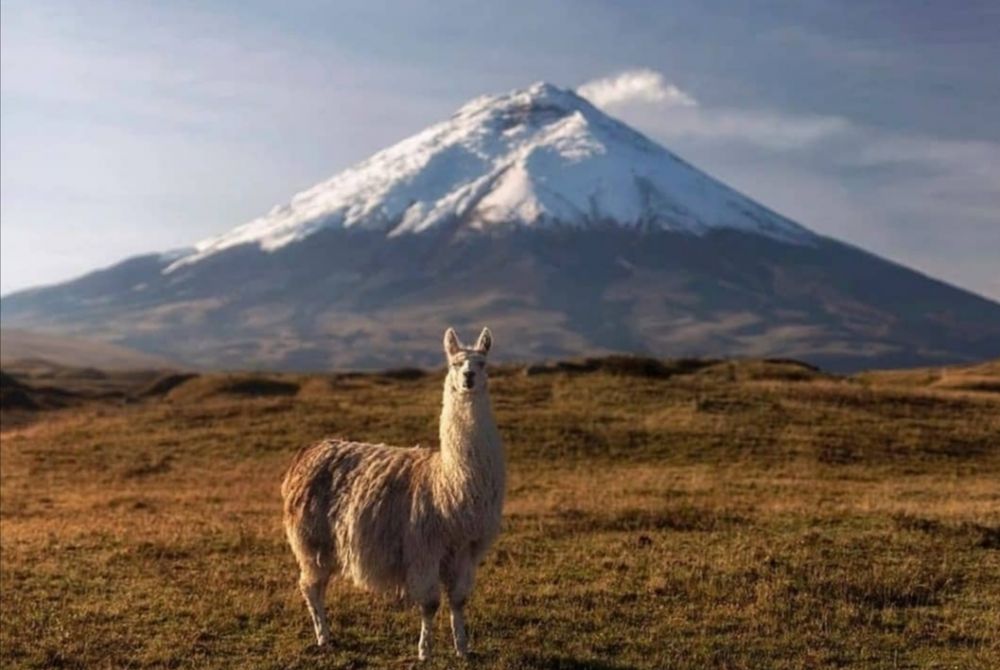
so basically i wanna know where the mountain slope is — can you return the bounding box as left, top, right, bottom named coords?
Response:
left=168, top=82, right=810, bottom=269
left=3, top=83, right=1000, bottom=371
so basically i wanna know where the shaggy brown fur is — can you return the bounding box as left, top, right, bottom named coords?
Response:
left=281, top=327, right=505, bottom=660
left=282, top=439, right=441, bottom=594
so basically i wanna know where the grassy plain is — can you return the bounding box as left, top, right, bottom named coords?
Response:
left=1, top=357, right=998, bottom=669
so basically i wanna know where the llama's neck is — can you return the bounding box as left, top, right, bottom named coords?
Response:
left=437, top=386, right=505, bottom=510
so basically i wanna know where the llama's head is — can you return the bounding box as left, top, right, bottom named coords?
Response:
left=443, top=327, right=492, bottom=395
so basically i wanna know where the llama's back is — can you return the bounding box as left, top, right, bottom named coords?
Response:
left=282, top=439, right=439, bottom=594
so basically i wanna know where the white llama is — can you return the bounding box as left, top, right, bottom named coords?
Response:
left=281, top=327, right=505, bottom=660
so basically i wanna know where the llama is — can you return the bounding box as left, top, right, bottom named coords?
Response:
left=281, top=327, right=505, bottom=660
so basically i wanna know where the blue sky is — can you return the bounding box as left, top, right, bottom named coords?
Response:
left=2, top=0, right=998, bottom=298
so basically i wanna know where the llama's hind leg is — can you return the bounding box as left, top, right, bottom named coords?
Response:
left=288, top=526, right=335, bottom=647
left=299, top=566, right=332, bottom=647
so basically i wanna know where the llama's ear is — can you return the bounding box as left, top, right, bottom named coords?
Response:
left=475, top=327, right=492, bottom=354
left=443, top=327, right=462, bottom=357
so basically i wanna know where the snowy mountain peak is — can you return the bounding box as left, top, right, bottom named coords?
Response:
left=168, top=82, right=813, bottom=271
left=454, top=81, right=589, bottom=119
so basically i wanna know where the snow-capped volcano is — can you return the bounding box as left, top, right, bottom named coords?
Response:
left=170, top=82, right=810, bottom=270
left=5, top=81, right=1000, bottom=372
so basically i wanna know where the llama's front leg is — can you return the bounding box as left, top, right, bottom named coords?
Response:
left=445, top=555, right=476, bottom=658
left=418, top=597, right=439, bottom=661
left=409, top=569, right=440, bottom=661
left=449, top=598, right=469, bottom=658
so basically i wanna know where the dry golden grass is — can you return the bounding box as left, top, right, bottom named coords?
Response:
left=1, top=359, right=999, bottom=669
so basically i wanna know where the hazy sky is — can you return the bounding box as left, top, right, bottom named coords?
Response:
left=2, top=0, right=998, bottom=299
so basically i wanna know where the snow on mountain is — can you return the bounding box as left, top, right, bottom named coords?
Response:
left=167, top=82, right=813, bottom=271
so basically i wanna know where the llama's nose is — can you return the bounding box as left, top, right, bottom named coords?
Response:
left=463, top=371, right=475, bottom=388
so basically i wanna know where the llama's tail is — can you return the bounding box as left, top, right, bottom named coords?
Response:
left=281, top=441, right=335, bottom=574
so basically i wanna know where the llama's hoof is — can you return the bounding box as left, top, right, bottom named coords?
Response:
left=305, top=641, right=332, bottom=656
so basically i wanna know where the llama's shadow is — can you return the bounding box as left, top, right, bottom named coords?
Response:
left=517, top=653, right=638, bottom=670
left=298, top=636, right=371, bottom=668
left=298, top=647, right=636, bottom=670
left=396, top=651, right=636, bottom=670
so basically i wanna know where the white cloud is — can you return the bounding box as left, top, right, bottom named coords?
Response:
left=578, top=69, right=848, bottom=150
left=577, top=69, right=697, bottom=108
left=652, top=107, right=851, bottom=150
